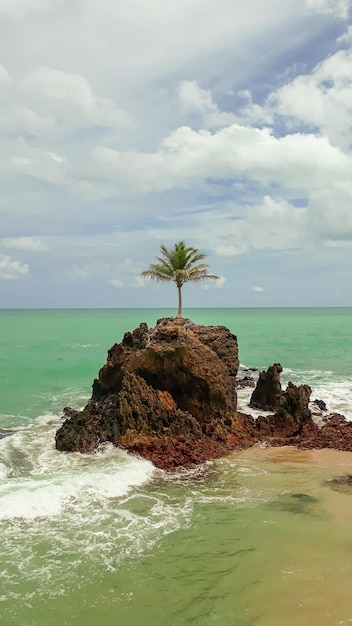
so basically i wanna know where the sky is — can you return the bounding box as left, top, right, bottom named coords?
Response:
left=1, top=0, right=352, bottom=309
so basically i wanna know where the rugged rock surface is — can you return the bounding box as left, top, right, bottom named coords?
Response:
left=56, top=321, right=352, bottom=470
left=236, top=375, right=255, bottom=389
left=249, top=363, right=312, bottom=439
left=56, top=318, right=258, bottom=470
left=298, top=414, right=352, bottom=452
left=252, top=365, right=352, bottom=452
left=311, top=398, right=328, bottom=413
left=250, top=363, right=283, bottom=411
left=256, top=381, right=312, bottom=439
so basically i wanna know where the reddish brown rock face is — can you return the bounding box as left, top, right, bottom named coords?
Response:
left=56, top=318, right=259, bottom=469
left=55, top=321, right=352, bottom=470
left=250, top=366, right=352, bottom=453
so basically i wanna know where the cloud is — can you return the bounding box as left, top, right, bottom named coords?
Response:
left=1, top=0, right=352, bottom=307
left=308, top=181, right=352, bottom=241
left=0, top=254, right=29, bottom=279
left=337, top=25, right=352, bottom=44
left=214, top=275, right=227, bottom=289
left=132, top=275, right=148, bottom=288
left=109, top=278, right=124, bottom=289
left=177, top=80, right=236, bottom=128
left=202, top=275, right=227, bottom=289
left=253, top=285, right=265, bottom=292
left=206, top=195, right=307, bottom=262
left=235, top=90, right=274, bottom=126
left=306, top=0, right=349, bottom=18
left=0, top=137, right=71, bottom=185
left=266, top=48, right=352, bottom=149
left=70, top=261, right=111, bottom=280
left=21, top=66, right=133, bottom=131
left=214, top=243, right=249, bottom=257
left=3, top=236, right=48, bottom=252
left=0, top=105, right=54, bottom=136
left=88, top=124, right=351, bottom=197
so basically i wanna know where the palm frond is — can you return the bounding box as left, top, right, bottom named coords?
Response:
left=141, top=241, right=221, bottom=315
left=188, top=273, right=219, bottom=283
left=141, top=263, right=174, bottom=282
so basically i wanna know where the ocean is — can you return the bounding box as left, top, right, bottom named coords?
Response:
left=1, top=308, right=352, bottom=625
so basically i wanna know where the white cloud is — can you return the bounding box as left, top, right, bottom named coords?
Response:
left=249, top=195, right=307, bottom=250
left=306, top=0, right=349, bottom=18
left=214, top=243, right=249, bottom=257
left=214, top=275, right=226, bottom=289
left=208, top=195, right=307, bottom=260
left=177, top=80, right=236, bottom=128
left=70, top=262, right=111, bottom=280
left=3, top=236, right=48, bottom=252
left=308, top=181, right=352, bottom=241
left=326, top=239, right=352, bottom=248
left=110, top=278, right=124, bottom=289
left=21, top=66, right=133, bottom=131
left=0, top=105, right=54, bottom=136
left=266, top=48, right=352, bottom=149
left=337, top=25, right=352, bottom=45
left=132, top=275, right=148, bottom=288
left=0, top=137, right=71, bottom=185
left=253, top=285, right=265, bottom=292
left=202, top=275, right=227, bottom=289
left=177, top=81, right=215, bottom=115
left=236, top=89, right=274, bottom=126
left=0, top=254, right=28, bottom=279
left=89, top=124, right=351, bottom=197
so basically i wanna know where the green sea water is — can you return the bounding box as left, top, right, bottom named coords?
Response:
left=1, top=308, right=352, bottom=625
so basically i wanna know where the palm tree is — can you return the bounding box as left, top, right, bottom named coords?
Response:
left=142, top=241, right=219, bottom=318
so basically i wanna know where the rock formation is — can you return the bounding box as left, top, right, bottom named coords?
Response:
left=236, top=375, right=255, bottom=389
left=249, top=363, right=283, bottom=411
left=298, top=414, right=352, bottom=452
left=251, top=364, right=352, bottom=452
left=256, top=381, right=312, bottom=439
left=56, top=318, right=258, bottom=470
left=56, top=320, right=352, bottom=470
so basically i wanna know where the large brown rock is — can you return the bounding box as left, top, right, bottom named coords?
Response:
left=257, top=381, right=312, bottom=439
left=55, top=326, right=352, bottom=470
left=249, top=363, right=312, bottom=439
left=249, top=363, right=283, bottom=411
left=56, top=318, right=258, bottom=469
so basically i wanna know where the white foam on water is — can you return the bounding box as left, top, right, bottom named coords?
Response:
left=0, top=413, right=156, bottom=520
left=310, top=380, right=352, bottom=420
left=0, top=412, right=198, bottom=604
left=0, top=461, right=9, bottom=481
left=282, top=368, right=352, bottom=421
left=67, top=343, right=98, bottom=349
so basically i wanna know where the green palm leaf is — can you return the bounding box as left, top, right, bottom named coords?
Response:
left=142, top=241, right=220, bottom=318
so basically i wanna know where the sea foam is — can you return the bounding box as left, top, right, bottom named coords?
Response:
left=0, top=413, right=156, bottom=520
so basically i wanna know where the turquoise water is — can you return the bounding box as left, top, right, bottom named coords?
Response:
left=1, top=308, right=352, bottom=625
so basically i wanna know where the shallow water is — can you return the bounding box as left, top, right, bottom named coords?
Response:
left=2, top=424, right=352, bottom=625
left=1, top=308, right=352, bottom=625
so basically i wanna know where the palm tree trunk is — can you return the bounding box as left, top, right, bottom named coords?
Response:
left=177, top=285, right=182, bottom=318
